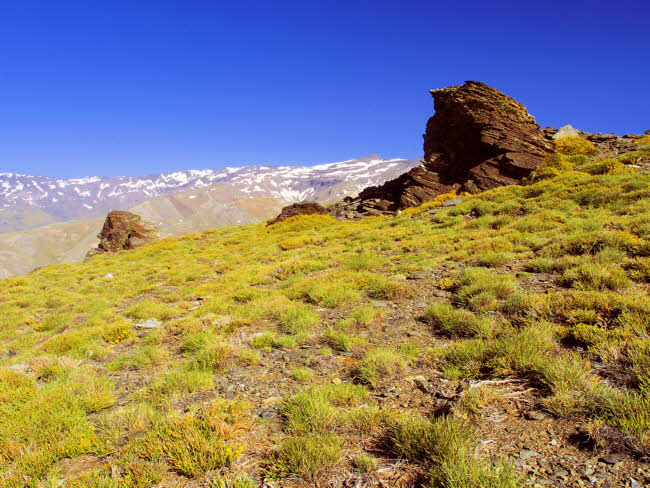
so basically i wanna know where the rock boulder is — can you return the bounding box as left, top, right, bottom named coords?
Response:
left=87, top=211, right=160, bottom=257
left=267, top=202, right=328, bottom=225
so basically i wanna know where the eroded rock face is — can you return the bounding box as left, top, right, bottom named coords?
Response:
left=88, top=211, right=160, bottom=256
left=427, top=81, right=553, bottom=186
left=334, top=81, right=554, bottom=214
left=267, top=202, right=327, bottom=225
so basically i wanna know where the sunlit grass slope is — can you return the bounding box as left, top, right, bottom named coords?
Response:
left=0, top=150, right=649, bottom=486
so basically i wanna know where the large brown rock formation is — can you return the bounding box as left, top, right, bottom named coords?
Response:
left=332, top=81, right=554, bottom=215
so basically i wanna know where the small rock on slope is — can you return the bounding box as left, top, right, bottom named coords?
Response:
left=267, top=201, right=327, bottom=225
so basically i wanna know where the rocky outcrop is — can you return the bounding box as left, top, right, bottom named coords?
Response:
left=87, top=211, right=159, bottom=257
left=422, top=81, right=554, bottom=188
left=332, top=81, right=554, bottom=215
left=552, top=125, right=582, bottom=139
left=267, top=202, right=328, bottom=225
left=542, top=126, right=639, bottom=155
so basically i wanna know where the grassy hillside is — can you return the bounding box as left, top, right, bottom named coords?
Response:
left=1, top=143, right=649, bottom=486
left=0, top=189, right=286, bottom=279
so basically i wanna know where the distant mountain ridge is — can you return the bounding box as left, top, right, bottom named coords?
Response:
left=0, top=155, right=420, bottom=233
left=0, top=155, right=420, bottom=277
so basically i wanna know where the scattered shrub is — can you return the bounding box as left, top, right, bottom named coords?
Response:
left=579, top=158, right=625, bottom=175
left=101, top=321, right=134, bottom=344
left=554, top=135, right=598, bottom=156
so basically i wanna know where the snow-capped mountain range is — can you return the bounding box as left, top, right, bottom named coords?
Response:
left=0, top=155, right=420, bottom=233
left=0, top=155, right=420, bottom=277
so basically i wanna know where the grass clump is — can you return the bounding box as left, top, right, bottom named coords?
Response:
left=180, top=331, right=210, bottom=353
left=456, top=386, right=498, bottom=417
left=342, top=252, right=384, bottom=271
left=270, top=383, right=367, bottom=479
left=628, top=338, right=650, bottom=389
left=454, top=268, right=519, bottom=312
left=149, top=369, right=213, bottom=399
left=388, top=413, right=472, bottom=463
left=142, top=399, right=250, bottom=477
left=29, top=356, right=76, bottom=381
left=474, top=251, right=515, bottom=268
left=364, top=276, right=414, bottom=300
left=0, top=368, right=113, bottom=486
left=388, top=413, right=520, bottom=487
left=279, top=383, right=368, bottom=434
left=320, top=286, right=362, bottom=308
left=323, top=328, right=365, bottom=352
left=269, top=434, right=341, bottom=480
left=342, top=404, right=393, bottom=433
left=560, top=262, right=630, bottom=290
left=423, top=302, right=493, bottom=338
left=189, top=338, right=234, bottom=373
left=353, top=453, right=377, bottom=473
left=349, top=304, right=383, bottom=324
left=125, top=300, right=179, bottom=321
left=356, top=348, right=407, bottom=388
left=250, top=330, right=309, bottom=350
left=34, top=312, right=73, bottom=332
left=279, top=304, right=319, bottom=334
left=626, top=257, right=650, bottom=282
left=108, top=345, right=170, bottom=371
left=588, top=385, right=650, bottom=455
left=39, top=327, right=103, bottom=359
left=291, top=367, right=313, bottom=382
left=211, top=475, right=256, bottom=488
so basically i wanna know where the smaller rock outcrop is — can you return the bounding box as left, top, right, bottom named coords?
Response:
left=87, top=211, right=160, bottom=257
left=542, top=126, right=639, bottom=155
left=552, top=125, right=581, bottom=139
left=267, top=202, right=328, bottom=225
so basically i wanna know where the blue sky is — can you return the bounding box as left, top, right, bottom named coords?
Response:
left=1, top=0, right=648, bottom=178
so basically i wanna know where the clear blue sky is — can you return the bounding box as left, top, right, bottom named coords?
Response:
left=1, top=0, right=648, bottom=178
